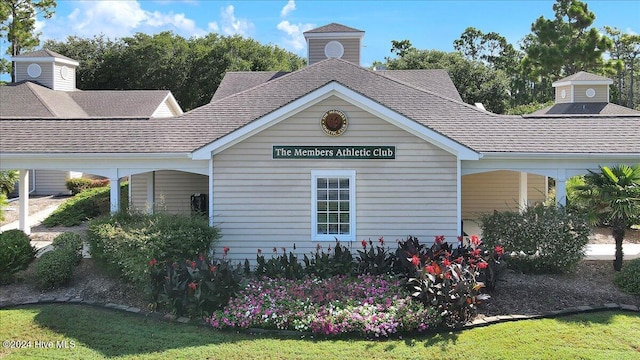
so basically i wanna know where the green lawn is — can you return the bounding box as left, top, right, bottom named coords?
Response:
left=1, top=305, right=639, bottom=359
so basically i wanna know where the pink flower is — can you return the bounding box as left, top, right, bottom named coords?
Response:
left=495, top=245, right=505, bottom=257
left=199, top=255, right=205, bottom=261
left=410, top=254, right=420, bottom=266
left=442, top=258, right=451, bottom=267
left=149, top=258, right=158, bottom=267
left=210, top=265, right=216, bottom=272
left=188, top=282, right=198, bottom=291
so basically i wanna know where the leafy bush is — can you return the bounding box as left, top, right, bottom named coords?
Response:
left=35, top=248, right=77, bottom=289
left=303, top=241, right=354, bottom=278
left=208, top=275, right=441, bottom=337
left=0, top=193, right=7, bottom=222
left=480, top=204, right=590, bottom=274
left=0, top=229, right=36, bottom=284
left=43, top=183, right=128, bottom=227
left=614, top=259, right=640, bottom=295
left=256, top=247, right=305, bottom=280
left=87, top=211, right=220, bottom=286
left=52, top=232, right=84, bottom=265
left=65, top=178, right=110, bottom=195
left=355, top=237, right=395, bottom=275
left=148, top=247, right=245, bottom=317
left=395, top=235, right=496, bottom=327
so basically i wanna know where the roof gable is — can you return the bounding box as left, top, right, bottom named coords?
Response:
left=303, top=23, right=364, bottom=34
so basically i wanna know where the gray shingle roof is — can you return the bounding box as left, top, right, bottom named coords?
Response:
left=375, top=69, right=463, bottom=102
left=211, top=71, right=290, bottom=102
left=1, top=58, right=639, bottom=155
left=13, top=49, right=77, bottom=62
left=555, top=71, right=612, bottom=83
left=0, top=82, right=87, bottom=118
left=531, top=102, right=640, bottom=115
left=303, top=23, right=364, bottom=34
left=0, top=82, right=173, bottom=118
left=69, top=90, right=172, bottom=117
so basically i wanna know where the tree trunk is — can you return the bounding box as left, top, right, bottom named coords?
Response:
left=611, top=220, right=625, bottom=272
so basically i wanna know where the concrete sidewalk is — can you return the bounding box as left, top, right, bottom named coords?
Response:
left=0, top=205, right=60, bottom=233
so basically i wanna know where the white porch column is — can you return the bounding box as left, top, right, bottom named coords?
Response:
left=110, top=176, right=120, bottom=214
left=556, top=169, right=567, bottom=206
left=146, top=171, right=155, bottom=214
left=208, top=158, right=214, bottom=227
left=519, top=172, right=528, bottom=212
left=18, top=170, right=30, bottom=234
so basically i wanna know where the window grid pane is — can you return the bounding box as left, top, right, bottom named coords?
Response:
left=316, top=176, right=350, bottom=236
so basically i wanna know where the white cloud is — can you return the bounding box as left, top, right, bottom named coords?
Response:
left=277, top=20, right=315, bottom=52
left=219, top=5, right=254, bottom=36
left=42, top=0, right=206, bottom=40
left=280, top=0, right=296, bottom=18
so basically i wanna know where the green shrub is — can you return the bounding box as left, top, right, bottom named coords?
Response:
left=0, top=229, right=36, bottom=284
left=66, top=178, right=110, bottom=195
left=0, top=193, right=7, bottom=222
left=43, top=183, right=128, bottom=227
left=614, top=259, right=640, bottom=295
left=479, top=204, right=590, bottom=274
left=35, top=248, right=77, bottom=289
left=52, top=232, right=84, bottom=265
left=87, top=211, right=220, bottom=286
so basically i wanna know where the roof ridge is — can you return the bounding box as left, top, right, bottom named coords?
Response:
left=25, top=82, right=58, bottom=117
left=365, top=66, right=501, bottom=116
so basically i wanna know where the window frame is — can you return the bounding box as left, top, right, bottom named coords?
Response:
left=311, top=170, right=356, bottom=241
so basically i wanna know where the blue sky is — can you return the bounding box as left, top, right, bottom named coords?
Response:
left=1, top=0, right=638, bottom=80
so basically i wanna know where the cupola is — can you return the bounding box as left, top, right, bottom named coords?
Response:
left=552, top=71, right=613, bottom=104
left=303, top=23, right=365, bottom=66
left=11, top=49, right=79, bottom=91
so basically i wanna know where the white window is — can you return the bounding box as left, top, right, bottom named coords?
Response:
left=311, top=170, right=356, bottom=241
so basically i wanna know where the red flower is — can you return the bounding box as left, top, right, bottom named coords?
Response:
left=190, top=261, right=196, bottom=269
left=477, top=261, right=488, bottom=269
left=425, top=265, right=436, bottom=274
left=223, top=246, right=230, bottom=255
left=442, top=258, right=451, bottom=267
left=199, top=255, right=205, bottom=261
left=494, top=245, right=505, bottom=257
left=149, top=258, right=158, bottom=267
left=378, top=237, right=384, bottom=245
left=470, top=235, right=481, bottom=246
left=361, top=240, right=367, bottom=248
left=210, top=265, right=216, bottom=272
left=257, top=248, right=262, bottom=255
left=472, top=248, right=481, bottom=257
left=457, top=235, right=463, bottom=243
left=273, top=247, right=277, bottom=253
left=188, top=282, right=197, bottom=290
left=445, top=272, right=452, bottom=280
left=410, top=254, right=420, bottom=266
left=455, top=257, right=463, bottom=264
left=434, top=235, right=445, bottom=244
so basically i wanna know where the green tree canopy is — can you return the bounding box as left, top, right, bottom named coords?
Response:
left=603, top=26, right=640, bottom=109
left=383, top=41, right=510, bottom=114
left=521, top=0, right=613, bottom=102
left=44, top=32, right=306, bottom=111
left=0, top=0, right=56, bottom=82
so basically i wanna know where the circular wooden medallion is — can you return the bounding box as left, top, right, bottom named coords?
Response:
left=321, top=110, right=348, bottom=136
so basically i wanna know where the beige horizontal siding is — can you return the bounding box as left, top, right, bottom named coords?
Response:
left=15, top=62, right=53, bottom=89
left=555, top=85, right=572, bottom=103
left=33, top=170, right=70, bottom=195
left=308, top=38, right=360, bottom=65
left=574, top=84, right=608, bottom=102
left=53, top=63, right=75, bottom=91
left=129, top=171, right=208, bottom=214
left=462, top=170, right=547, bottom=224
left=151, top=101, right=174, bottom=118
left=213, top=96, right=458, bottom=263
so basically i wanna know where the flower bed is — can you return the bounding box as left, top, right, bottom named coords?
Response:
left=206, top=275, right=440, bottom=337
